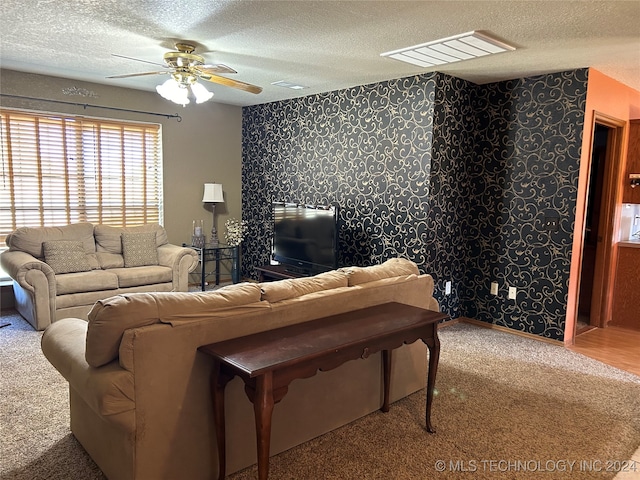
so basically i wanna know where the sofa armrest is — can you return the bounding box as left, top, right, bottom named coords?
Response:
left=1, top=250, right=54, bottom=289
left=157, top=244, right=199, bottom=291
left=1, top=250, right=57, bottom=329
left=41, top=318, right=135, bottom=430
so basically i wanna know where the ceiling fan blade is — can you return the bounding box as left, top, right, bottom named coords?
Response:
left=111, top=53, right=167, bottom=68
left=199, top=73, right=263, bottom=94
left=195, top=64, right=237, bottom=75
left=107, top=71, right=168, bottom=79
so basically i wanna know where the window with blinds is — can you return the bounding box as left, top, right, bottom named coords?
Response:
left=0, top=109, right=163, bottom=243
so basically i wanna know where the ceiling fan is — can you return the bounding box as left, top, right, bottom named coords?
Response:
left=108, top=42, right=262, bottom=105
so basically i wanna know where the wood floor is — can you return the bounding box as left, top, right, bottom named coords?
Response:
left=568, top=325, right=640, bottom=377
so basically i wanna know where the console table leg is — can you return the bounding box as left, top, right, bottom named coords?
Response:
left=254, top=373, right=275, bottom=480
left=381, top=349, right=391, bottom=412
left=423, top=325, right=440, bottom=433
left=211, top=362, right=230, bottom=480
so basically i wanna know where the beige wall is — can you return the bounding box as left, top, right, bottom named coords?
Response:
left=0, top=68, right=243, bottom=246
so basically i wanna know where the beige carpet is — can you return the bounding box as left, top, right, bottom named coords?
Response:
left=1, top=310, right=639, bottom=480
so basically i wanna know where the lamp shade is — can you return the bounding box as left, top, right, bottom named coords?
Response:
left=203, top=183, right=224, bottom=203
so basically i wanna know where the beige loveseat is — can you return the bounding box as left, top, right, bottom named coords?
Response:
left=1, top=222, right=199, bottom=330
left=41, top=258, right=440, bottom=480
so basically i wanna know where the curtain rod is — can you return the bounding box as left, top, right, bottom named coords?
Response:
left=0, top=94, right=182, bottom=122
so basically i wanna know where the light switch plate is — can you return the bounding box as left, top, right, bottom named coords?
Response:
left=508, top=286, right=517, bottom=300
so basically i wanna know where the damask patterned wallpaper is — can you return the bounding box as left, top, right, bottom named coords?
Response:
left=462, top=70, right=588, bottom=338
left=242, top=68, right=588, bottom=340
left=242, top=74, right=439, bottom=273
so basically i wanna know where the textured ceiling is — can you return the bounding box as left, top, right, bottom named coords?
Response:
left=1, top=1, right=639, bottom=107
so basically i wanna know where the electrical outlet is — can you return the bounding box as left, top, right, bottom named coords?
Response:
left=490, top=282, right=498, bottom=295
left=543, top=216, right=559, bottom=232
left=508, top=286, right=517, bottom=300
left=445, top=281, right=451, bottom=295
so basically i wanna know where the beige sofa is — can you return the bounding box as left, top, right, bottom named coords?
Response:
left=41, top=258, right=440, bottom=480
left=1, top=222, right=199, bottom=330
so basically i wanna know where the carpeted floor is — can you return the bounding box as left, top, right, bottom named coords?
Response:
left=0, top=311, right=104, bottom=480
left=1, top=310, right=639, bottom=480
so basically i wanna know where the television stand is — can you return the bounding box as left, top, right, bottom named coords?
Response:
left=255, top=264, right=308, bottom=282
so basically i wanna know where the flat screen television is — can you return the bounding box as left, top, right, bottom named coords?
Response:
left=272, top=202, right=339, bottom=275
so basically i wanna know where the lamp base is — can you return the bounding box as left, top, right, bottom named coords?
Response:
left=210, top=205, right=219, bottom=247
left=210, top=231, right=219, bottom=247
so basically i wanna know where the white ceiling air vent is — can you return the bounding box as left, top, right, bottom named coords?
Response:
left=381, top=31, right=516, bottom=68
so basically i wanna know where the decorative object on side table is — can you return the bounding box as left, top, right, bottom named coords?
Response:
left=224, top=218, right=247, bottom=247
left=202, top=183, right=224, bottom=247
left=192, top=220, right=205, bottom=248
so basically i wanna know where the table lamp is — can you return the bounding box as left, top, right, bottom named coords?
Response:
left=203, top=183, right=224, bottom=247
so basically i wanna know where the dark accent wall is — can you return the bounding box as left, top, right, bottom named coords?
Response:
left=429, top=74, right=477, bottom=319
left=242, top=69, right=588, bottom=340
left=242, top=74, right=440, bottom=274
left=463, top=70, right=588, bottom=337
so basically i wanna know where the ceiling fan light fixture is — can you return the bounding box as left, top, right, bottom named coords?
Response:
left=156, top=78, right=190, bottom=106
left=191, top=81, right=214, bottom=103
left=381, top=31, right=515, bottom=68
left=110, top=42, right=262, bottom=97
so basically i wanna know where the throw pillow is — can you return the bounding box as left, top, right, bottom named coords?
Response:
left=94, top=224, right=168, bottom=253
left=43, top=240, right=92, bottom=274
left=121, top=232, right=159, bottom=267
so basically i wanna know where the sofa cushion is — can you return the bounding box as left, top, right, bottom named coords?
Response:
left=122, top=232, right=159, bottom=267
left=110, top=266, right=172, bottom=288
left=264, top=272, right=434, bottom=332
left=155, top=283, right=265, bottom=325
left=55, top=284, right=174, bottom=312
left=339, top=258, right=419, bottom=286
left=87, top=294, right=166, bottom=367
left=6, top=222, right=96, bottom=258
left=86, top=283, right=264, bottom=367
left=94, top=224, right=168, bottom=254
left=96, top=252, right=125, bottom=269
left=43, top=240, right=93, bottom=274
left=260, top=270, right=349, bottom=303
left=56, top=269, right=119, bottom=295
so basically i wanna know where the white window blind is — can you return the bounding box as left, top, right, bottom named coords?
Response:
left=0, top=109, right=163, bottom=242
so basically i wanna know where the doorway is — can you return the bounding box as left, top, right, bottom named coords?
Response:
left=575, top=114, right=625, bottom=335
left=576, top=125, right=608, bottom=332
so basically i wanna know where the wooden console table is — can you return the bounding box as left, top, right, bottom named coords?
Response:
left=199, top=302, right=448, bottom=480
